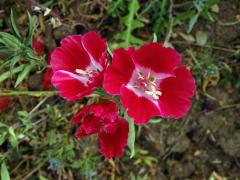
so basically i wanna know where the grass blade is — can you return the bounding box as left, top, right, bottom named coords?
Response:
left=0, top=64, right=24, bottom=84
left=125, top=112, right=135, bottom=158
left=15, top=63, right=32, bottom=87
left=1, top=162, right=10, bottom=180
left=10, top=9, right=21, bottom=39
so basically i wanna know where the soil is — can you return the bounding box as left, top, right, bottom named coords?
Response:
left=0, top=0, right=240, bottom=179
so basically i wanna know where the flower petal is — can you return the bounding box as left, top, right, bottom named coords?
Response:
left=0, top=96, right=10, bottom=110
left=51, top=70, right=94, bottom=101
left=120, top=86, right=161, bottom=124
left=75, top=114, right=101, bottom=138
left=103, top=47, right=135, bottom=95
left=32, top=36, right=44, bottom=55
left=132, top=42, right=181, bottom=74
left=81, top=31, right=107, bottom=63
left=99, top=117, right=129, bottom=159
left=90, top=101, right=118, bottom=122
left=71, top=106, right=91, bottom=124
left=42, top=68, right=53, bottom=90
left=158, top=66, right=195, bottom=118
left=50, top=35, right=90, bottom=73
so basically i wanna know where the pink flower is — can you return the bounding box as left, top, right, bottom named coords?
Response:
left=32, top=36, right=44, bottom=55
left=103, top=43, right=195, bottom=124
left=50, top=32, right=107, bottom=101
left=0, top=96, right=10, bottom=110
left=71, top=101, right=129, bottom=159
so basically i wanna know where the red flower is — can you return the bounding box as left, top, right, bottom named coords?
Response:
left=103, top=43, right=195, bottom=124
left=0, top=96, right=10, bottom=110
left=50, top=32, right=107, bottom=101
left=42, top=53, right=53, bottom=90
left=71, top=101, right=129, bottom=159
left=32, top=36, right=44, bottom=55
left=42, top=68, right=53, bottom=90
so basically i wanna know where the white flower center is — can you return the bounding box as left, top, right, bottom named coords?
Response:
left=127, top=68, right=163, bottom=100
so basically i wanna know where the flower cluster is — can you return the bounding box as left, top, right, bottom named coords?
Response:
left=50, top=31, right=195, bottom=159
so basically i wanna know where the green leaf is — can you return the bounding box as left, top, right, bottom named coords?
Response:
left=113, top=0, right=144, bottom=48
left=10, top=9, right=21, bottom=39
left=125, top=112, right=135, bottom=158
left=188, top=13, right=199, bottom=33
left=39, top=175, right=48, bottom=180
left=174, top=11, right=195, bottom=25
left=0, top=64, right=24, bottom=84
left=9, top=55, right=21, bottom=77
left=25, top=11, right=34, bottom=46
left=0, top=32, right=22, bottom=49
left=129, top=35, right=144, bottom=45
left=107, top=44, right=113, bottom=58
left=196, top=31, right=208, bottom=46
left=15, top=63, right=32, bottom=87
left=0, top=132, right=7, bottom=145
left=122, top=0, right=144, bottom=48
left=149, top=119, right=162, bottom=124
left=8, top=127, right=18, bottom=148
left=206, top=0, right=220, bottom=6
left=1, top=162, right=10, bottom=180
left=0, top=60, right=10, bottom=72
left=152, top=33, right=157, bottom=42
left=153, top=0, right=168, bottom=36
left=108, top=0, right=126, bottom=17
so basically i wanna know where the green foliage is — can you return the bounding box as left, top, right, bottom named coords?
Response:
left=152, top=0, right=168, bottom=38
left=1, top=162, right=10, bottom=180
left=130, top=149, right=157, bottom=167
left=108, top=0, right=127, bottom=17
left=17, top=110, right=33, bottom=132
left=125, top=112, right=135, bottom=158
left=173, top=0, right=220, bottom=33
left=10, top=9, right=21, bottom=39
left=0, top=122, right=18, bottom=149
left=70, top=151, right=98, bottom=178
left=0, top=10, right=45, bottom=87
left=114, top=0, right=144, bottom=48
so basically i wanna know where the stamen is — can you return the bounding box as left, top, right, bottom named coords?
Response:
left=133, top=70, right=162, bottom=100
left=137, top=72, right=144, bottom=79
left=75, top=69, right=87, bottom=75
left=155, top=91, right=162, bottom=96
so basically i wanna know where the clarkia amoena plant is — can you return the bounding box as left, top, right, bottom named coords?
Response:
left=50, top=31, right=195, bottom=159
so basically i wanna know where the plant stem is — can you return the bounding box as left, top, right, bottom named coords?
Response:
left=0, top=90, right=59, bottom=97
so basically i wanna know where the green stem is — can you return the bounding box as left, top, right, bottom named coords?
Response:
left=0, top=90, right=59, bottom=97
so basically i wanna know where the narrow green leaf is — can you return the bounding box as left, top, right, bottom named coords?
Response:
left=0, top=32, right=22, bottom=49
left=1, top=162, right=10, bottom=180
left=0, top=61, right=10, bottom=72
left=0, top=64, right=24, bottom=83
left=188, top=13, right=199, bottom=33
left=8, top=127, right=18, bottom=148
left=152, top=33, right=157, bottom=42
left=10, top=9, right=21, bottom=39
left=26, top=11, right=34, bottom=46
left=0, top=133, right=6, bottom=145
left=15, top=64, right=32, bottom=87
left=9, top=55, right=21, bottom=77
left=149, top=119, right=162, bottom=124
left=125, top=112, right=135, bottom=158
left=107, top=45, right=113, bottom=58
